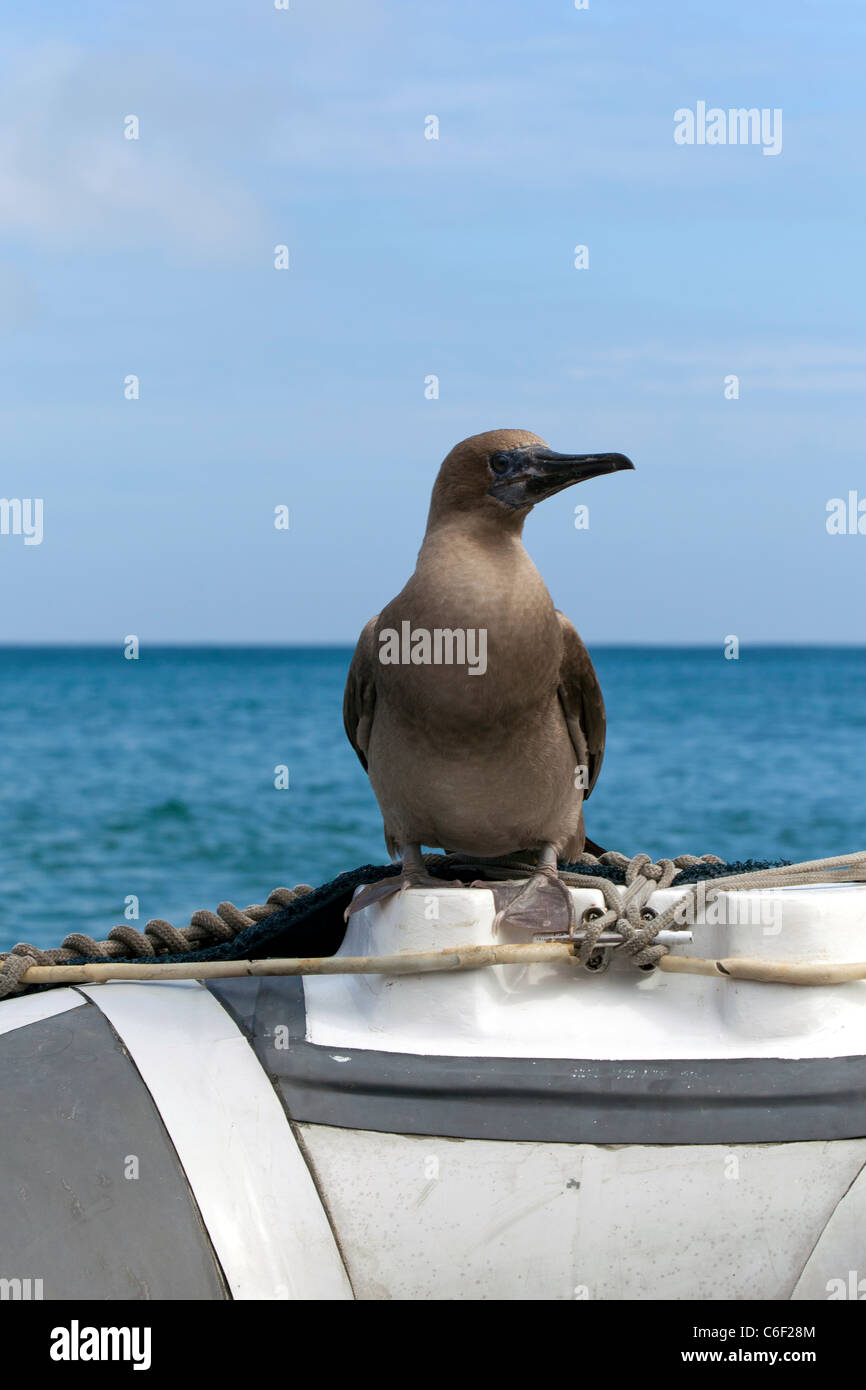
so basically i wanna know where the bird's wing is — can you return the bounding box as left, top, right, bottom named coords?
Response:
left=555, top=611, right=606, bottom=799
left=343, top=616, right=379, bottom=772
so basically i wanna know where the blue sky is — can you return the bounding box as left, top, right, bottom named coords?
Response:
left=1, top=0, right=864, bottom=643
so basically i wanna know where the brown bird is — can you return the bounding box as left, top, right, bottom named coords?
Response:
left=343, top=428, right=634, bottom=932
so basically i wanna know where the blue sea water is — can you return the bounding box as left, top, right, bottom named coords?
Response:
left=0, top=646, right=863, bottom=952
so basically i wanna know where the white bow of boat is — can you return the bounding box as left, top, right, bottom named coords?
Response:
left=3, top=868, right=866, bottom=1301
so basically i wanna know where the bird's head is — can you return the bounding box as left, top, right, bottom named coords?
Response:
left=428, top=428, right=634, bottom=528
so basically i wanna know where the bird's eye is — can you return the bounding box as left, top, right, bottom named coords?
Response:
left=490, top=454, right=510, bottom=475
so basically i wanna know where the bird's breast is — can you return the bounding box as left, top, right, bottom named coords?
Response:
left=375, top=544, right=562, bottom=731
left=373, top=621, right=560, bottom=735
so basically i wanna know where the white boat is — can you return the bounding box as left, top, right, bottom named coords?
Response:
left=2, top=875, right=865, bottom=1301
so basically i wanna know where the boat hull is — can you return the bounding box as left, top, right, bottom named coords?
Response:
left=1, top=971, right=864, bottom=1301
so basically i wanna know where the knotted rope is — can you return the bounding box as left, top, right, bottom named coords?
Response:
left=439, top=848, right=866, bottom=971
left=0, top=885, right=313, bottom=1000
left=566, top=852, right=720, bottom=968
left=2, top=849, right=865, bottom=997
left=564, top=849, right=866, bottom=968
left=436, top=850, right=721, bottom=967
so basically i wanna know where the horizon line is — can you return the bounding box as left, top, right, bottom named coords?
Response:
left=1, top=641, right=865, bottom=651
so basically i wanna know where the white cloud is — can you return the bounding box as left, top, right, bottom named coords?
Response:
left=0, top=45, right=269, bottom=262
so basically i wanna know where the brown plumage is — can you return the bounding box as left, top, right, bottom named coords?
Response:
left=344, top=429, right=633, bottom=890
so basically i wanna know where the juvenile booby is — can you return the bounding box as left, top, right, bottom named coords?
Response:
left=343, top=428, right=634, bottom=932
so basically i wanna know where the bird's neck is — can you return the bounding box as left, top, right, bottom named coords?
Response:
left=415, top=512, right=543, bottom=600
left=407, top=514, right=558, bottom=682
left=421, top=508, right=526, bottom=555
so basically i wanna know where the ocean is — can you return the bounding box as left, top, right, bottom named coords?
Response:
left=0, top=645, right=863, bottom=953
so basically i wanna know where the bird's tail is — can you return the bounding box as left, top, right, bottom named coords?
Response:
left=582, top=836, right=608, bottom=858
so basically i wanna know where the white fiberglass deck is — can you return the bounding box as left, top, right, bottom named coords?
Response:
left=304, top=882, right=866, bottom=1060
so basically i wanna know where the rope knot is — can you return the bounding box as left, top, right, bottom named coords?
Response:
left=624, top=854, right=677, bottom=887
left=573, top=853, right=688, bottom=970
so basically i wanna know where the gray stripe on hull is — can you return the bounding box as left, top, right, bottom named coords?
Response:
left=0, top=1003, right=228, bottom=1300
left=205, top=978, right=866, bottom=1145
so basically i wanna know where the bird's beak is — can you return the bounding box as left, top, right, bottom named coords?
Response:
left=487, top=445, right=635, bottom=509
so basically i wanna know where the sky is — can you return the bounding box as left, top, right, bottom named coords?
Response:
left=0, top=0, right=864, bottom=644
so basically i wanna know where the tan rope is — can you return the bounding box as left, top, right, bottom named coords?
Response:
left=14, top=947, right=866, bottom=989
left=2, top=849, right=865, bottom=998
left=435, top=848, right=866, bottom=969
left=0, top=885, right=313, bottom=1000
left=559, top=849, right=866, bottom=969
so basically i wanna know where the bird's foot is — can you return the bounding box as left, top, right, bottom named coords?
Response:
left=343, top=874, right=403, bottom=920
left=487, top=873, right=576, bottom=938
left=484, top=846, right=576, bottom=939
left=344, top=846, right=455, bottom=921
